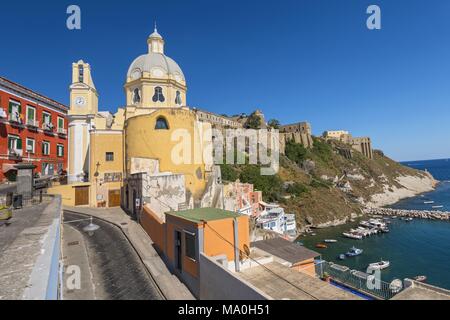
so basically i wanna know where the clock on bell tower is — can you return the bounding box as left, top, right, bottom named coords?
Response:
left=69, top=60, right=98, bottom=115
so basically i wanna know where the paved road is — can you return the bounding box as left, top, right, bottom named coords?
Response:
left=62, top=211, right=164, bottom=300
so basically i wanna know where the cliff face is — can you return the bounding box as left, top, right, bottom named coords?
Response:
left=277, top=139, right=437, bottom=229
left=221, top=137, right=436, bottom=230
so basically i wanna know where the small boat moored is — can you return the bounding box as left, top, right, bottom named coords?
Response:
left=345, top=246, right=363, bottom=257
left=315, top=243, right=327, bottom=249
left=338, top=254, right=346, bottom=260
left=324, top=239, right=337, bottom=243
left=414, top=275, right=427, bottom=282
left=368, top=260, right=390, bottom=270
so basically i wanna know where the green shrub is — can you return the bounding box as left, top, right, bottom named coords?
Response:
left=285, top=140, right=308, bottom=165
left=239, top=165, right=283, bottom=202
left=286, top=182, right=309, bottom=196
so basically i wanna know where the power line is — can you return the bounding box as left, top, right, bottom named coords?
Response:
left=203, top=221, right=320, bottom=300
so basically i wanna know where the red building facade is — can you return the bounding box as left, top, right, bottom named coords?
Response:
left=0, top=77, right=68, bottom=181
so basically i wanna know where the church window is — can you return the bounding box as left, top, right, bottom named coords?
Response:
left=155, top=116, right=169, bottom=130
left=175, top=91, right=182, bottom=105
left=78, top=65, right=84, bottom=83
left=152, top=87, right=165, bottom=103
left=133, top=88, right=141, bottom=104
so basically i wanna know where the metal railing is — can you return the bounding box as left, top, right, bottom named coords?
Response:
left=316, top=261, right=404, bottom=300
left=26, top=119, right=39, bottom=127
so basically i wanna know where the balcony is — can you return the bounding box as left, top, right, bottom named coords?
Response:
left=8, top=113, right=23, bottom=124
left=57, top=127, right=67, bottom=135
left=0, top=108, right=6, bottom=119
left=26, top=119, right=39, bottom=128
left=42, top=122, right=54, bottom=132
left=8, top=148, right=23, bottom=158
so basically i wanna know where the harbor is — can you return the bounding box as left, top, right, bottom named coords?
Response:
left=363, top=207, right=450, bottom=221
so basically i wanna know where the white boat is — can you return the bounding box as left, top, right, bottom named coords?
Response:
left=424, top=201, right=434, bottom=204
left=342, top=232, right=363, bottom=240
left=324, top=239, right=337, bottom=243
left=432, top=205, right=443, bottom=209
left=368, top=260, right=390, bottom=270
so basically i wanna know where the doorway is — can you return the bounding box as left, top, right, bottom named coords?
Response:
left=175, top=231, right=182, bottom=271
left=108, top=189, right=121, bottom=207
left=74, top=186, right=89, bottom=206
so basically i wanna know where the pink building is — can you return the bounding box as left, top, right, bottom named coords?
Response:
left=223, top=180, right=263, bottom=217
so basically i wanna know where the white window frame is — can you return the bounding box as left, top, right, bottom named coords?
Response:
left=42, top=111, right=51, bottom=124
left=26, top=138, right=35, bottom=154
left=8, top=134, right=20, bottom=150
left=26, top=105, right=36, bottom=124
left=57, top=116, right=64, bottom=129
left=57, top=144, right=64, bottom=157
left=42, top=141, right=50, bottom=156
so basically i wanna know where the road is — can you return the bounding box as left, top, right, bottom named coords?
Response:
left=62, top=211, right=164, bottom=300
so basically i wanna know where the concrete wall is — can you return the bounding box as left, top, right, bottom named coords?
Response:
left=199, top=253, right=269, bottom=300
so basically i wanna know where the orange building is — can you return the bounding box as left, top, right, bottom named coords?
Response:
left=140, top=206, right=249, bottom=297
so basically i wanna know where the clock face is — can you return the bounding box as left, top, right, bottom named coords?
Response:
left=75, top=96, right=86, bottom=106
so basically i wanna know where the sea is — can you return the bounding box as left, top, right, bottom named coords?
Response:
left=299, top=158, right=450, bottom=290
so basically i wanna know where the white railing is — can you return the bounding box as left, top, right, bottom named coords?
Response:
left=8, top=113, right=22, bottom=123
left=26, top=119, right=39, bottom=127
left=8, top=148, right=23, bottom=157
left=42, top=122, right=54, bottom=131
left=57, top=127, right=67, bottom=135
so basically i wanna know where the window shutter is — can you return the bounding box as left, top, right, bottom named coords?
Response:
left=8, top=137, right=13, bottom=149
left=18, top=103, right=21, bottom=113
left=17, top=138, right=22, bottom=149
left=42, top=143, right=45, bottom=154
left=8, top=102, right=12, bottom=113
left=61, top=146, right=64, bottom=156
left=28, top=108, right=34, bottom=120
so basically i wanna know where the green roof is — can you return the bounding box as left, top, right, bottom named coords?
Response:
left=166, top=208, right=241, bottom=223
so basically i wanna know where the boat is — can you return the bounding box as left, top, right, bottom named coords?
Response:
left=368, top=260, right=390, bottom=270
left=424, top=201, right=434, bottom=204
left=311, top=233, right=317, bottom=236
left=380, top=227, right=390, bottom=233
left=342, top=232, right=363, bottom=240
left=315, top=243, right=327, bottom=249
left=432, top=205, right=443, bottom=209
left=392, top=216, right=397, bottom=219
left=345, top=247, right=363, bottom=257
left=338, top=254, right=346, bottom=260
left=414, top=275, right=427, bottom=282
left=324, top=239, right=337, bottom=243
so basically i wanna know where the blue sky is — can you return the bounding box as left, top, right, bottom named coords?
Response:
left=1, top=0, right=449, bottom=161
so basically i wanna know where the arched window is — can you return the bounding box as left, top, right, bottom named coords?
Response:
left=152, top=87, right=165, bottom=103
left=155, top=116, right=169, bottom=130
left=175, top=90, right=182, bottom=105
left=133, top=88, right=141, bottom=104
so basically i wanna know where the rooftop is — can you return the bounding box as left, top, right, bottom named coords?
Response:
left=252, top=238, right=320, bottom=265
left=238, top=261, right=361, bottom=300
left=391, top=280, right=450, bottom=300
left=167, top=208, right=241, bottom=223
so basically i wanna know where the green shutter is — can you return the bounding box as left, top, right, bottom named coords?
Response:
left=42, top=143, right=45, bottom=154
left=62, top=146, right=64, bottom=156
left=18, top=104, right=21, bottom=113
left=28, top=108, right=34, bottom=120
left=58, top=118, right=63, bottom=128
left=8, top=102, right=12, bottom=113
left=17, top=138, right=22, bottom=149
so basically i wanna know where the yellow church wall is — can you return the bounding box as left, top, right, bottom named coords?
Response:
left=47, top=182, right=91, bottom=207
left=89, top=131, right=124, bottom=207
left=125, top=109, right=208, bottom=199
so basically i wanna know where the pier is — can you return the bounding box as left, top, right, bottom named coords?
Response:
left=364, top=207, right=450, bottom=221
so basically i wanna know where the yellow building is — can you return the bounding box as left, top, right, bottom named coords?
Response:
left=50, top=27, right=217, bottom=209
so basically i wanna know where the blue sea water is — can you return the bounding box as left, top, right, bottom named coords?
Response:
left=300, top=158, right=450, bottom=290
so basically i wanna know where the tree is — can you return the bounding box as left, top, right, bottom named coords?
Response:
left=220, top=164, right=238, bottom=182
left=245, top=112, right=262, bottom=129
left=285, top=140, right=308, bottom=165
left=239, top=165, right=283, bottom=202
left=267, top=119, right=280, bottom=129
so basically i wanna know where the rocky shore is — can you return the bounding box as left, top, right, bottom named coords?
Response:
left=364, top=207, right=450, bottom=221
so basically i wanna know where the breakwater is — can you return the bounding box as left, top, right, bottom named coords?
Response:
left=364, top=207, right=450, bottom=221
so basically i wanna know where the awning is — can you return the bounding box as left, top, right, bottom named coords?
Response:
left=2, top=163, right=17, bottom=173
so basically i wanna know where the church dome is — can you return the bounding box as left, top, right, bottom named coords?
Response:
left=127, top=52, right=185, bottom=82
left=126, top=27, right=185, bottom=84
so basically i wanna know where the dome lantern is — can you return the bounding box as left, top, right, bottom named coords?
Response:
left=147, top=23, right=165, bottom=54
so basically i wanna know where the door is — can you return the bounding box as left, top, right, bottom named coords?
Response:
left=108, top=189, right=121, bottom=207
left=74, top=186, right=89, bottom=206
left=175, top=231, right=182, bottom=271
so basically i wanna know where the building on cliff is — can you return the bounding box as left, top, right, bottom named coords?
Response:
left=323, top=130, right=373, bottom=159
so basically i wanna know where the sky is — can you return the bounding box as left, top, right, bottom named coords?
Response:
left=1, top=0, right=449, bottom=161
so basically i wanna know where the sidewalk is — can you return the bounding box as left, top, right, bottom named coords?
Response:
left=63, top=206, right=195, bottom=300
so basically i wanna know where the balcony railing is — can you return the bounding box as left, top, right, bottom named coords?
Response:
left=0, top=108, right=6, bottom=119
left=26, top=119, right=39, bottom=128
left=8, top=113, right=23, bottom=124
left=42, top=122, right=54, bottom=131
left=8, top=148, right=23, bottom=158
left=57, top=127, right=67, bottom=135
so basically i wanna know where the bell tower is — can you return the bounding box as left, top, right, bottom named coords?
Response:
left=69, top=60, right=98, bottom=115
left=67, top=60, right=98, bottom=183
